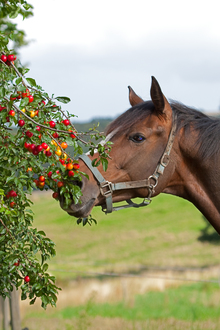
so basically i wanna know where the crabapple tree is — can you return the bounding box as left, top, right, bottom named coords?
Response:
left=0, top=0, right=110, bottom=308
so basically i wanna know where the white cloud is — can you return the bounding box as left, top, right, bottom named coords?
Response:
left=15, top=0, right=220, bottom=121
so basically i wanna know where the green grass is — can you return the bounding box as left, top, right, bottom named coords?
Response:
left=58, top=282, right=220, bottom=321
left=19, top=192, right=220, bottom=330
left=22, top=282, right=220, bottom=330
left=30, top=192, right=220, bottom=281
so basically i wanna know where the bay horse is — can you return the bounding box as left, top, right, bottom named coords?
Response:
left=60, top=77, right=220, bottom=234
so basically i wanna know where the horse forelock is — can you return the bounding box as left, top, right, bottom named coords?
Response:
left=105, top=101, right=155, bottom=137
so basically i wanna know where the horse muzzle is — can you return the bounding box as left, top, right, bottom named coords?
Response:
left=63, top=198, right=96, bottom=218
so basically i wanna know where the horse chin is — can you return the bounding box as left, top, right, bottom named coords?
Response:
left=65, top=198, right=96, bottom=218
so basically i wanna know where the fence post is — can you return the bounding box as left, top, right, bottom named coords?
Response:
left=9, top=286, right=21, bottom=330
left=0, top=295, right=10, bottom=330
left=0, top=296, right=2, bottom=329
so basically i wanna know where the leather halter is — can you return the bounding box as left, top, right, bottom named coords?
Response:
left=79, top=113, right=177, bottom=214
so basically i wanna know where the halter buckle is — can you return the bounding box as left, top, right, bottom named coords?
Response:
left=100, top=181, right=113, bottom=197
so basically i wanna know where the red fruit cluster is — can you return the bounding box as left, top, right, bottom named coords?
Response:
left=24, top=142, right=45, bottom=155
left=34, top=175, right=46, bottom=189
left=10, top=89, right=34, bottom=103
left=1, top=53, right=17, bottom=65
left=5, top=190, right=17, bottom=208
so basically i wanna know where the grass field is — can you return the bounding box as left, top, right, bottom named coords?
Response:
left=19, top=191, right=220, bottom=329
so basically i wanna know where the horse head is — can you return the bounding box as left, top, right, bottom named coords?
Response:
left=59, top=77, right=177, bottom=218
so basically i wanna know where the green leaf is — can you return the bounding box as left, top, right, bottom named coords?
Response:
left=0, top=235, right=5, bottom=243
left=38, top=230, right=46, bottom=236
left=20, top=97, right=29, bottom=108
left=42, top=263, right=49, bottom=272
left=15, top=77, right=22, bottom=85
left=26, top=78, right=37, bottom=87
left=55, top=96, right=71, bottom=104
left=101, top=157, right=108, bottom=171
left=9, top=8, right=20, bottom=19
left=30, top=297, right=36, bottom=305
left=0, top=87, right=6, bottom=97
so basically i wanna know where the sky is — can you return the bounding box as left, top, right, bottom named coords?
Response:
left=16, top=0, right=220, bottom=122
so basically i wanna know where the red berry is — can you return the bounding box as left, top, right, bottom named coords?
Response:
left=28, top=143, right=36, bottom=152
left=28, top=95, right=34, bottom=103
left=45, top=150, right=52, bottom=157
left=47, top=171, right=53, bottom=178
left=63, top=119, right=70, bottom=126
left=10, top=201, right=16, bottom=208
left=52, top=132, right=59, bottom=138
left=32, top=148, right=39, bottom=155
left=10, top=95, right=17, bottom=101
left=41, top=142, right=48, bottom=150
left=22, top=89, right=30, bottom=98
left=38, top=181, right=45, bottom=188
left=39, top=175, right=45, bottom=182
left=7, top=54, right=16, bottom=61
left=59, top=159, right=65, bottom=165
left=73, top=163, right=80, bottom=170
left=52, top=192, right=59, bottom=199
left=24, top=275, right=30, bottom=283
left=25, top=131, right=33, bottom=138
left=24, top=142, right=30, bottom=149
left=68, top=170, right=74, bottom=177
left=49, top=121, right=56, bottom=128
left=33, top=179, right=39, bottom=186
left=70, top=133, right=76, bottom=139
left=14, top=260, right=20, bottom=266
left=57, top=181, right=64, bottom=188
left=0, top=105, right=6, bottom=111
left=18, top=119, right=25, bottom=127
left=36, top=126, right=41, bottom=131
left=8, top=190, right=17, bottom=197
left=9, top=110, right=15, bottom=116
left=1, top=54, right=7, bottom=62
left=36, top=145, right=43, bottom=153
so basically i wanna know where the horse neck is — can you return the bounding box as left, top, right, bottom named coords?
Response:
left=166, top=127, right=220, bottom=234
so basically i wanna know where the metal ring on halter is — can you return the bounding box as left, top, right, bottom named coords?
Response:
left=148, top=174, right=158, bottom=188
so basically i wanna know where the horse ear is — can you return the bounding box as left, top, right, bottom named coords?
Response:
left=150, top=76, right=171, bottom=117
left=128, top=86, right=144, bottom=106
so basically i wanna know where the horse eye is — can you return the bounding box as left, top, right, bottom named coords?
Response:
left=130, top=134, right=145, bottom=143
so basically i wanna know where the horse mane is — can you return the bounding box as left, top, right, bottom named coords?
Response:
left=106, top=100, right=220, bottom=160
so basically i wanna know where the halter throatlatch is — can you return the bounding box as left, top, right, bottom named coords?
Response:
left=79, top=113, right=177, bottom=214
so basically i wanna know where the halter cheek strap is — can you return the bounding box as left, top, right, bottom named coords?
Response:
left=79, top=113, right=177, bottom=214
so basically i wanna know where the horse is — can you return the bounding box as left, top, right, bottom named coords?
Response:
left=59, top=76, right=220, bottom=234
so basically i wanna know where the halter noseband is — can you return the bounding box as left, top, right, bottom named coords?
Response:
left=79, top=113, right=177, bottom=214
